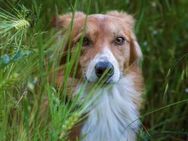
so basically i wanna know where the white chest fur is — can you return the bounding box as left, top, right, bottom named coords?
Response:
left=81, top=75, right=141, bottom=141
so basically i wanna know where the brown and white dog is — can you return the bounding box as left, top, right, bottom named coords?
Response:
left=53, top=11, right=144, bottom=141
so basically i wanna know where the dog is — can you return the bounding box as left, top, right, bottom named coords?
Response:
left=52, top=11, right=144, bottom=141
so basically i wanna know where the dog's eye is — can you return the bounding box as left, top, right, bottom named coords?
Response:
left=114, top=36, right=125, bottom=45
left=82, top=36, right=91, bottom=47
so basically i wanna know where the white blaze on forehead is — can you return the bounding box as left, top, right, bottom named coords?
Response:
left=85, top=47, right=120, bottom=82
left=100, top=47, right=117, bottom=62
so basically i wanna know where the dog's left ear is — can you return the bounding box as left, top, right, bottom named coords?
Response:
left=129, top=33, right=143, bottom=66
left=107, top=11, right=142, bottom=66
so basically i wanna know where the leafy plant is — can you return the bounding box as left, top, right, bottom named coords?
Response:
left=0, top=0, right=187, bottom=141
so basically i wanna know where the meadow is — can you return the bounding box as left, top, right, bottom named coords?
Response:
left=0, top=0, right=188, bottom=141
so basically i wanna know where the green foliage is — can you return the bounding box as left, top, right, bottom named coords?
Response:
left=0, top=0, right=187, bottom=141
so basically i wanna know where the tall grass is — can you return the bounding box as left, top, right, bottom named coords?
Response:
left=0, top=0, right=187, bottom=141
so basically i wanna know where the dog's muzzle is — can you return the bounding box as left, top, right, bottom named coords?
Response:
left=95, top=61, right=114, bottom=80
left=85, top=48, right=120, bottom=84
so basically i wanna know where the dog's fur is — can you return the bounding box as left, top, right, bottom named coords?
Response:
left=53, top=11, right=144, bottom=141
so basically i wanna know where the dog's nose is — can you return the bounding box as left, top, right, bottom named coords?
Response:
left=95, top=61, right=114, bottom=78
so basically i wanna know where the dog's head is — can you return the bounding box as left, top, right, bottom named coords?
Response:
left=52, top=11, right=142, bottom=84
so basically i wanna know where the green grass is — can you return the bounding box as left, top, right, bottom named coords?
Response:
left=0, top=0, right=188, bottom=141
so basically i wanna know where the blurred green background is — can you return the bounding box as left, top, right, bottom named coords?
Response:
left=0, top=0, right=187, bottom=141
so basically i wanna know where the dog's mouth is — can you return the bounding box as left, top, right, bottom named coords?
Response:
left=85, top=70, right=121, bottom=86
left=85, top=75, right=114, bottom=85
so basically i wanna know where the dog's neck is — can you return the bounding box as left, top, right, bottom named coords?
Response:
left=80, top=75, right=141, bottom=141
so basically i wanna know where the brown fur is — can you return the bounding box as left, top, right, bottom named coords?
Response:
left=52, top=11, right=143, bottom=140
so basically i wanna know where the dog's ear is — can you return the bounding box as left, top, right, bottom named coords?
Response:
left=51, top=12, right=86, bottom=63
left=51, top=12, right=85, bottom=28
left=107, top=11, right=142, bottom=66
left=129, top=33, right=143, bottom=66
